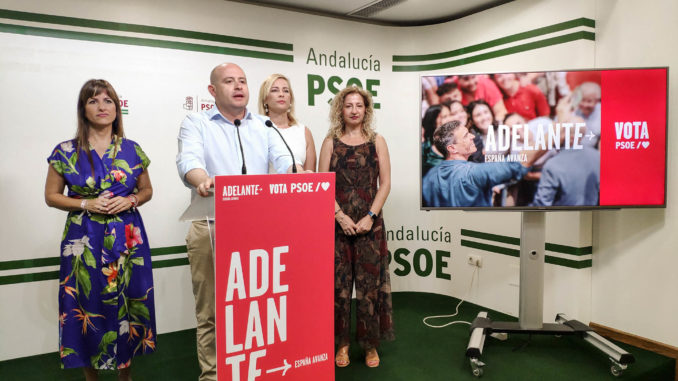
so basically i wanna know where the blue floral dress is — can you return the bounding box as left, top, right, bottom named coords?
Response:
left=47, top=137, right=156, bottom=370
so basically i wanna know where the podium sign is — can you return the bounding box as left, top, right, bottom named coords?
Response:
left=214, top=173, right=335, bottom=381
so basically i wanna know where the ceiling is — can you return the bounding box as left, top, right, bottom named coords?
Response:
left=228, top=0, right=513, bottom=26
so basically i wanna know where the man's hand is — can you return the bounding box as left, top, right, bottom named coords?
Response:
left=196, top=177, right=214, bottom=197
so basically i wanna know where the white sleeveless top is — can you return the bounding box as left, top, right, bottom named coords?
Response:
left=269, top=123, right=307, bottom=172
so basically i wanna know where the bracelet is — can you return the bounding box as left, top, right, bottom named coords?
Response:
left=80, top=199, right=87, bottom=210
left=127, top=194, right=139, bottom=208
left=334, top=209, right=341, bottom=216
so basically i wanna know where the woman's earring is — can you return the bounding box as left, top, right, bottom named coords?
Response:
left=264, top=104, right=269, bottom=114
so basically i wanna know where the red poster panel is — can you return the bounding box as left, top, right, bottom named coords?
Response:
left=214, top=173, right=335, bottom=381
left=599, top=68, right=667, bottom=205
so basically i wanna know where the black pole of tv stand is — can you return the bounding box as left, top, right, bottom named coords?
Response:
left=464, top=212, right=635, bottom=378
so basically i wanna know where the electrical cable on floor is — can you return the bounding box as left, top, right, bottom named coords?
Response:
left=422, top=265, right=479, bottom=328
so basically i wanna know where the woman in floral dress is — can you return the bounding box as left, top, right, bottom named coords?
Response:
left=45, top=79, right=156, bottom=381
left=318, top=86, right=394, bottom=369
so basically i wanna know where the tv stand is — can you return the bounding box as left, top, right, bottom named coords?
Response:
left=465, top=212, right=634, bottom=377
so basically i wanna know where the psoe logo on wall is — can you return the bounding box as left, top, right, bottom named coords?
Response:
left=120, top=98, right=129, bottom=115
left=183, top=95, right=215, bottom=112
left=305, top=47, right=382, bottom=109
left=614, top=120, right=650, bottom=150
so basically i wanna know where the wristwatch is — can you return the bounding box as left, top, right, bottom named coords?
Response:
left=368, top=211, right=377, bottom=220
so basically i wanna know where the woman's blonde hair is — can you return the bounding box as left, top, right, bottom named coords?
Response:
left=327, top=85, right=376, bottom=141
left=258, top=73, right=298, bottom=126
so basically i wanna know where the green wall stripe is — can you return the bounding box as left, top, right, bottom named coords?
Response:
left=0, top=271, right=59, bottom=285
left=392, top=31, right=594, bottom=72
left=461, top=229, right=520, bottom=245
left=0, top=257, right=59, bottom=271
left=150, top=245, right=187, bottom=256
left=152, top=257, right=190, bottom=269
left=0, top=245, right=188, bottom=286
left=545, top=243, right=592, bottom=256
left=461, top=229, right=592, bottom=256
left=0, top=246, right=187, bottom=270
left=0, top=22, right=293, bottom=62
left=0, top=255, right=190, bottom=286
left=462, top=239, right=592, bottom=269
left=545, top=256, right=592, bottom=269
left=393, top=17, right=594, bottom=62
left=461, top=239, right=520, bottom=257
left=0, top=9, right=292, bottom=51
left=0, top=256, right=191, bottom=285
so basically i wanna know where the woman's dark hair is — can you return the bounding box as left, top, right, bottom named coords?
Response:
left=446, top=99, right=469, bottom=128
left=466, top=99, right=496, bottom=133
left=75, top=79, right=124, bottom=176
left=421, top=104, right=449, bottom=142
left=502, top=112, right=520, bottom=124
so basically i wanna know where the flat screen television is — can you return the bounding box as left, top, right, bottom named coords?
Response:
left=419, top=68, right=668, bottom=210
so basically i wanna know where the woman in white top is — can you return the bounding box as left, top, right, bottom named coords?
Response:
left=258, top=74, right=317, bottom=171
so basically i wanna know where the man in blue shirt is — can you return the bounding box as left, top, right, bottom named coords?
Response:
left=422, top=121, right=544, bottom=207
left=176, top=63, right=297, bottom=381
left=531, top=137, right=600, bottom=207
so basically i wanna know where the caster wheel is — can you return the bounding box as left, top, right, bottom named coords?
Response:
left=610, top=364, right=623, bottom=377
left=469, top=358, right=485, bottom=378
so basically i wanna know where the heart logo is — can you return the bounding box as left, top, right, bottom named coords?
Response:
left=321, top=182, right=330, bottom=191
left=641, top=141, right=650, bottom=149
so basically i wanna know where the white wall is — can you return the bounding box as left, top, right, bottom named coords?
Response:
left=592, top=0, right=678, bottom=346
left=2, top=0, right=669, bottom=361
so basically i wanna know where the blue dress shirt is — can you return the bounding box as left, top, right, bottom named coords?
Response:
left=530, top=146, right=600, bottom=207
left=422, top=160, right=529, bottom=207
left=176, top=107, right=293, bottom=188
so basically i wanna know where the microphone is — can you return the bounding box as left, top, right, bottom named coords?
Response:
left=265, top=120, right=297, bottom=173
left=234, top=119, right=246, bottom=175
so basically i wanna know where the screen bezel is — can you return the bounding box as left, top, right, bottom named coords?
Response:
left=419, top=67, right=669, bottom=211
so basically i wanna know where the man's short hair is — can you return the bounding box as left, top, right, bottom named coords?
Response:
left=577, top=81, right=601, bottom=100
left=433, top=120, right=462, bottom=159
left=436, top=82, right=459, bottom=97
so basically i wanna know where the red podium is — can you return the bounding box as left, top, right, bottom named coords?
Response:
left=214, top=173, right=335, bottom=381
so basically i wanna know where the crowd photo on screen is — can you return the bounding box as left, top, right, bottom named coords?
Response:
left=420, top=71, right=602, bottom=208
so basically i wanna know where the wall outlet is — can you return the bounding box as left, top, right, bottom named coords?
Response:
left=467, top=254, right=483, bottom=268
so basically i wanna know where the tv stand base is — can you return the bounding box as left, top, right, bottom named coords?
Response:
left=465, top=312, right=635, bottom=377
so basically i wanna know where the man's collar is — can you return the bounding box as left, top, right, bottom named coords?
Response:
left=208, top=107, right=252, bottom=124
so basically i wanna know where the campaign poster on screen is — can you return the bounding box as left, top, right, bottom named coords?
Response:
left=419, top=68, right=667, bottom=209
left=214, top=173, right=335, bottom=381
